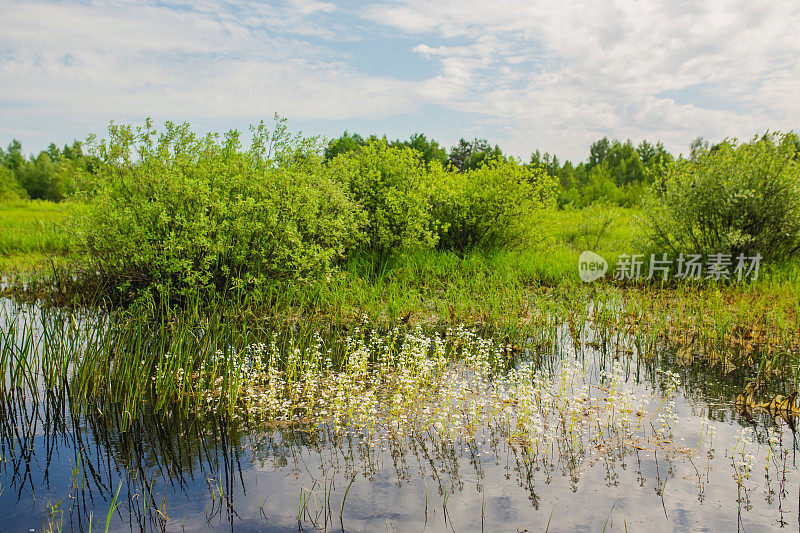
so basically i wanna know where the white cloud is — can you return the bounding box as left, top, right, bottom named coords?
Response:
left=0, top=0, right=418, bottom=147
left=1, top=0, right=798, bottom=160
left=368, top=0, right=800, bottom=158
left=288, top=0, right=336, bottom=15
left=364, top=6, right=439, bottom=34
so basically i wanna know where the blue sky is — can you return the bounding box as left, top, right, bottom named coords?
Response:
left=1, top=0, right=798, bottom=162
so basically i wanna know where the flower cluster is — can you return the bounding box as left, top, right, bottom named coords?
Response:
left=180, top=325, right=691, bottom=478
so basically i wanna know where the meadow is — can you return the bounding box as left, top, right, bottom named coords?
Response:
left=0, top=199, right=70, bottom=270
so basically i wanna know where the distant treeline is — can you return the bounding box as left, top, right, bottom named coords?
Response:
left=315, top=132, right=722, bottom=208
left=1, top=129, right=794, bottom=208
left=0, top=140, right=99, bottom=202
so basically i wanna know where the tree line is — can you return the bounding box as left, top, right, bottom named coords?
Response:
left=0, top=140, right=99, bottom=202
left=2, top=128, right=793, bottom=208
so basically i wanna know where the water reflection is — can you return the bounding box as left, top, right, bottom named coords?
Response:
left=1, top=300, right=799, bottom=532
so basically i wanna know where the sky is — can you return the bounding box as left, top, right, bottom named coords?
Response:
left=1, top=0, right=798, bottom=163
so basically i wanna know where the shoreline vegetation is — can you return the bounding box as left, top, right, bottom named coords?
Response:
left=0, top=119, right=799, bottom=424
left=1, top=119, right=800, bottom=531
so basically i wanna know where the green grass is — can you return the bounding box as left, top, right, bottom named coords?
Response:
left=0, top=199, right=71, bottom=270
left=1, top=200, right=798, bottom=374
left=0, top=199, right=636, bottom=277
left=541, top=204, right=639, bottom=254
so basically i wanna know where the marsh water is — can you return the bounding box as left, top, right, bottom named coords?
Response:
left=1, top=298, right=799, bottom=532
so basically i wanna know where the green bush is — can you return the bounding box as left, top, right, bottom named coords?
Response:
left=433, top=158, right=556, bottom=253
left=16, top=153, right=66, bottom=201
left=617, top=181, right=649, bottom=208
left=327, top=141, right=440, bottom=254
left=0, top=167, right=25, bottom=202
left=577, top=168, right=621, bottom=207
left=73, top=119, right=364, bottom=300
left=643, top=132, right=800, bottom=261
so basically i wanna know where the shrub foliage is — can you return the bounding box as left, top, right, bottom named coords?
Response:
left=74, top=119, right=364, bottom=299
left=0, top=167, right=25, bottom=202
left=434, top=158, right=556, bottom=253
left=643, top=132, right=800, bottom=261
left=328, top=141, right=440, bottom=254
left=72, top=119, right=557, bottom=300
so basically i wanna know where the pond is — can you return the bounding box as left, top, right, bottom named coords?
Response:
left=0, top=298, right=798, bottom=532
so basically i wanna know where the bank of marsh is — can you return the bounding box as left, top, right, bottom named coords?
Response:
left=1, top=123, right=800, bottom=531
